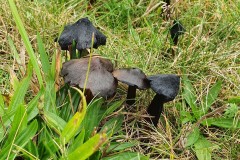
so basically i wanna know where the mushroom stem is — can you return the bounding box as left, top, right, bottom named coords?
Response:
left=146, top=94, right=164, bottom=126
left=126, top=86, right=136, bottom=106
left=172, top=36, right=178, bottom=45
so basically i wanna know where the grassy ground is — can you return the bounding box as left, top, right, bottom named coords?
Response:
left=0, top=0, right=239, bottom=159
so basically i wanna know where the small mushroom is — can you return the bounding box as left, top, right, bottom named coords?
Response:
left=146, top=74, right=180, bottom=126
left=61, top=56, right=117, bottom=101
left=112, top=68, right=150, bottom=106
left=170, top=20, right=185, bottom=45
left=58, top=17, right=106, bottom=58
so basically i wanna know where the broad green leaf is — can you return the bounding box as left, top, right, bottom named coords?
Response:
left=185, top=127, right=200, bottom=147
left=82, top=98, right=104, bottom=140
left=14, top=120, right=38, bottom=153
left=61, top=112, right=85, bottom=145
left=15, top=120, right=38, bottom=145
left=37, top=32, right=51, bottom=77
left=44, top=110, right=66, bottom=134
left=202, top=117, right=240, bottom=129
left=0, top=127, right=4, bottom=143
left=8, top=0, right=43, bottom=86
left=0, top=105, right=27, bottom=159
left=228, top=96, right=240, bottom=104
left=180, top=110, right=194, bottom=124
left=44, top=79, right=57, bottom=112
left=102, top=99, right=125, bottom=119
left=100, top=115, right=124, bottom=137
left=68, top=129, right=85, bottom=153
left=6, top=105, right=27, bottom=145
left=26, top=88, right=44, bottom=121
left=67, top=133, right=107, bottom=160
left=102, top=152, right=149, bottom=160
left=224, top=103, right=239, bottom=118
left=107, top=142, right=137, bottom=153
left=182, top=76, right=199, bottom=119
left=202, top=81, right=222, bottom=115
left=8, top=37, right=21, bottom=66
left=8, top=65, right=32, bottom=111
left=25, top=140, right=39, bottom=159
left=193, top=137, right=213, bottom=160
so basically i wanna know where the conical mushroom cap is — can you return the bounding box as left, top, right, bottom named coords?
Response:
left=147, top=74, right=180, bottom=102
left=112, top=68, right=150, bottom=90
left=170, top=20, right=185, bottom=39
left=61, top=57, right=116, bottom=98
left=58, top=17, right=106, bottom=51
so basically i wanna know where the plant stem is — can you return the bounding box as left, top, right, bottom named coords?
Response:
left=147, top=94, right=164, bottom=126
left=126, top=86, right=136, bottom=106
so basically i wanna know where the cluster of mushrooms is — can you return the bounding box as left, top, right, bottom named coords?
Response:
left=58, top=17, right=182, bottom=127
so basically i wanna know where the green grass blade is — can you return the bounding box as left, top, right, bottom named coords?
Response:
left=81, top=98, right=104, bottom=140
left=67, top=133, right=107, bottom=160
left=37, top=32, right=51, bottom=78
left=61, top=112, right=85, bottom=145
left=0, top=105, right=28, bottom=159
left=0, top=94, right=4, bottom=116
left=8, top=0, right=43, bottom=86
left=182, top=76, right=199, bottom=119
left=102, top=152, right=149, bottom=160
left=43, top=110, right=66, bottom=134
left=8, top=64, right=32, bottom=111
left=68, top=129, right=85, bottom=153
left=202, top=81, right=222, bottom=114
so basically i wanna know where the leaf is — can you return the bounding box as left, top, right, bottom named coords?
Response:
left=8, top=0, right=43, bottom=86
left=202, top=81, right=222, bottom=114
left=182, top=76, right=199, bottom=119
left=9, top=120, right=38, bottom=160
left=180, top=110, right=194, bottom=124
left=102, top=152, right=149, bottom=160
left=102, top=99, right=124, bottom=119
left=15, top=120, right=38, bottom=148
left=228, top=96, right=240, bottom=104
left=67, top=133, right=107, bottom=160
left=202, top=117, right=240, bottom=129
left=37, top=32, right=51, bottom=78
left=61, top=112, right=85, bottom=145
left=82, top=98, right=104, bottom=140
left=68, top=129, right=85, bottom=153
left=6, top=105, right=28, bottom=145
left=185, top=127, right=200, bottom=147
left=26, top=87, right=44, bottom=121
left=0, top=105, right=28, bottom=159
left=100, top=115, right=124, bottom=137
left=8, top=36, right=25, bottom=75
left=107, top=142, right=137, bottom=153
left=8, top=65, right=32, bottom=111
left=43, top=110, right=67, bottom=134
left=224, top=103, right=239, bottom=118
left=193, top=137, right=213, bottom=160
left=0, top=94, right=4, bottom=116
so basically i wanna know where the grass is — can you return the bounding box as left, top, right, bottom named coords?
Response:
left=0, top=0, right=239, bottom=159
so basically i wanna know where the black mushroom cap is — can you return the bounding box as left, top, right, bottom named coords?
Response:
left=61, top=57, right=117, bottom=98
left=147, top=74, right=180, bottom=102
left=170, top=20, right=185, bottom=45
left=58, top=17, right=106, bottom=51
left=112, top=68, right=150, bottom=89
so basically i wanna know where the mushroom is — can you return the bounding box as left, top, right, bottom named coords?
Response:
left=61, top=56, right=117, bottom=102
left=58, top=17, right=106, bottom=58
left=112, top=68, right=150, bottom=106
left=146, top=74, right=180, bottom=126
left=170, top=20, right=185, bottom=45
